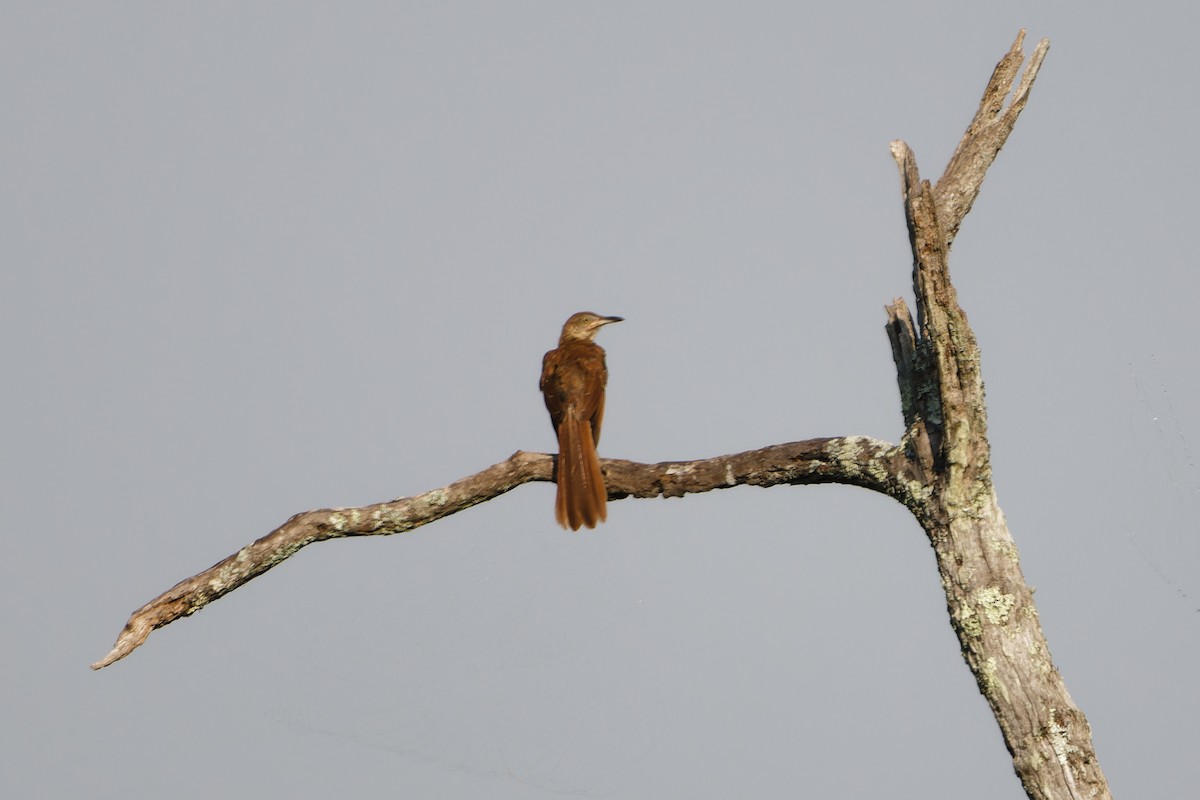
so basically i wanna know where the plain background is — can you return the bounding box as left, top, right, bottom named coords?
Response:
left=4, top=3, right=1198, bottom=798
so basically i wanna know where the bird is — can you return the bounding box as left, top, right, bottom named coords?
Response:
left=540, top=312, right=623, bottom=530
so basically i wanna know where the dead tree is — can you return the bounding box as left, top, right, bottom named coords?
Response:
left=93, top=31, right=1111, bottom=800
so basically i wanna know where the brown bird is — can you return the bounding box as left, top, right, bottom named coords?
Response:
left=540, top=311, right=623, bottom=530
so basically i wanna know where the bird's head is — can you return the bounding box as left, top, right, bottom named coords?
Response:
left=559, top=312, right=623, bottom=344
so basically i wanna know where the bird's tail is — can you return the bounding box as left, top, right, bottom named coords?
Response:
left=555, top=414, right=607, bottom=530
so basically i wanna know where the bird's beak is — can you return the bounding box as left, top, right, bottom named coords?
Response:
left=599, top=316, right=624, bottom=325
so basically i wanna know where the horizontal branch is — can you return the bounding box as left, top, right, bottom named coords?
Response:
left=93, top=435, right=914, bottom=670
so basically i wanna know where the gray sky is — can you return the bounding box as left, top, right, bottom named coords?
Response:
left=4, top=3, right=1198, bottom=798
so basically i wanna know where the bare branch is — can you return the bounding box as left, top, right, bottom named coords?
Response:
left=90, top=451, right=545, bottom=669
left=935, top=29, right=1051, bottom=245
left=885, top=297, right=920, bottom=427
left=887, top=31, right=1111, bottom=800
left=93, top=436, right=914, bottom=670
left=890, top=142, right=986, bottom=477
